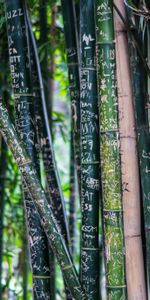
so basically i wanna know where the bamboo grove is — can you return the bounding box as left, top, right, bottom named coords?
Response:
left=0, top=0, right=150, bottom=300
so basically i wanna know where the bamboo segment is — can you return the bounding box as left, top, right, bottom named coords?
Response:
left=114, top=1, right=147, bottom=299
left=80, top=1, right=100, bottom=299
left=95, top=1, right=126, bottom=299
left=0, top=100, right=87, bottom=300
left=4, top=0, right=51, bottom=298
left=61, top=0, right=81, bottom=191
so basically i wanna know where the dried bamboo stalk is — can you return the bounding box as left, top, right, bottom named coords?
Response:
left=114, top=1, right=146, bottom=299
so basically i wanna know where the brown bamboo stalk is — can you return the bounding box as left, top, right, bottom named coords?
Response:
left=114, top=1, right=146, bottom=299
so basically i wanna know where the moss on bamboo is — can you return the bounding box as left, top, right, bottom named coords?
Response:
left=95, top=1, right=127, bottom=299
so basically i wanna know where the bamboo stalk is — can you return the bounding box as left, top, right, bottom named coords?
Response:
left=69, top=129, right=76, bottom=257
left=125, top=2, right=150, bottom=296
left=26, top=8, right=73, bottom=299
left=49, top=4, right=57, bottom=126
left=95, top=1, right=127, bottom=299
left=22, top=211, right=28, bottom=300
left=39, top=0, right=52, bottom=123
left=4, top=0, right=51, bottom=298
left=61, top=0, right=81, bottom=192
left=74, top=0, right=80, bottom=35
left=28, top=24, right=56, bottom=300
left=0, top=99, right=87, bottom=300
left=114, top=1, right=147, bottom=299
left=80, top=1, right=100, bottom=299
left=26, top=11, right=70, bottom=246
left=0, top=138, right=7, bottom=299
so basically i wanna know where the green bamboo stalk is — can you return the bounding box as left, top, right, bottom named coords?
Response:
left=39, top=0, right=52, bottom=122
left=29, top=27, right=56, bottom=300
left=0, top=99, right=87, bottom=300
left=95, top=1, right=127, bottom=299
left=80, top=1, right=100, bottom=299
left=125, top=4, right=150, bottom=296
left=69, top=129, right=76, bottom=257
left=0, top=25, right=8, bottom=298
left=25, top=7, right=75, bottom=299
left=74, top=0, right=80, bottom=35
left=148, top=14, right=150, bottom=126
left=22, top=211, right=28, bottom=300
left=26, top=11, right=70, bottom=246
left=61, top=0, right=81, bottom=193
left=0, top=138, right=7, bottom=299
left=4, top=0, right=51, bottom=298
left=49, top=4, right=57, bottom=126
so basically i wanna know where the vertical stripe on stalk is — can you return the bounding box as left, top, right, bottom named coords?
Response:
left=95, top=1, right=126, bottom=299
left=80, top=1, right=100, bottom=299
left=4, top=1, right=51, bottom=298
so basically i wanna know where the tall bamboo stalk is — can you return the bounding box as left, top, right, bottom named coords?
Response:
left=26, top=8, right=74, bottom=299
left=29, top=26, right=56, bottom=300
left=0, top=28, right=8, bottom=298
left=0, top=138, right=7, bottom=299
left=69, top=129, right=76, bottom=257
left=61, top=0, right=81, bottom=192
left=0, top=99, right=87, bottom=300
left=74, top=0, right=80, bottom=35
left=114, top=1, right=147, bottom=299
left=22, top=211, right=28, bottom=300
left=95, top=1, right=126, bottom=299
left=26, top=11, right=70, bottom=245
left=49, top=4, right=57, bottom=125
left=4, top=0, right=51, bottom=298
left=148, top=19, right=150, bottom=126
left=39, top=0, right=52, bottom=123
left=80, top=1, right=100, bottom=299
left=125, top=2, right=150, bottom=296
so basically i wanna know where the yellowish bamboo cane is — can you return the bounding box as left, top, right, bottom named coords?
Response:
left=114, top=1, right=146, bottom=299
